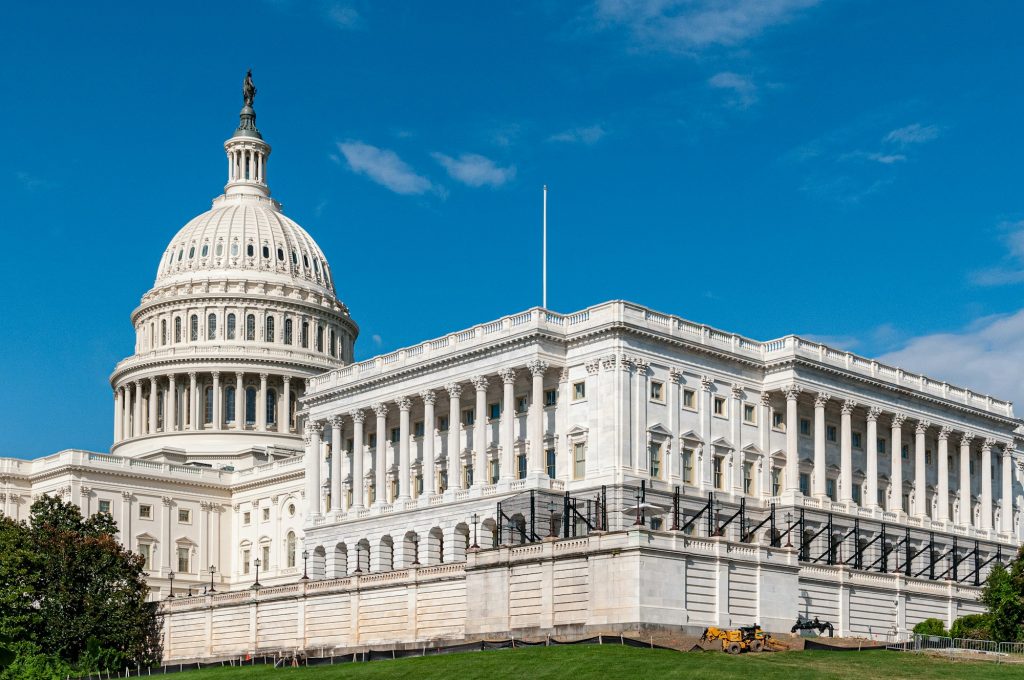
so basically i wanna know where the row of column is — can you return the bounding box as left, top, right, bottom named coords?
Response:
left=228, top=146, right=265, bottom=184
left=304, top=360, right=552, bottom=517
left=113, top=371, right=297, bottom=443
left=780, top=385, right=1015, bottom=533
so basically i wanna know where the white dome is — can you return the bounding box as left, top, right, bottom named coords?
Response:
left=155, top=193, right=336, bottom=297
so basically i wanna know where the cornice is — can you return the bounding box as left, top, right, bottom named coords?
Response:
left=27, top=461, right=304, bottom=494
left=110, top=352, right=339, bottom=386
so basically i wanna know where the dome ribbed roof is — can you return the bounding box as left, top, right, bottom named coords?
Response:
left=154, top=194, right=336, bottom=296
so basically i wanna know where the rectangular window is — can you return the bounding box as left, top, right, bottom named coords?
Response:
left=852, top=432, right=862, bottom=449
left=368, top=433, right=377, bottom=448
left=177, top=547, right=190, bottom=573
left=826, top=478, right=836, bottom=501
left=544, top=389, right=557, bottom=406
left=826, top=425, right=837, bottom=442
left=649, top=442, right=662, bottom=479
left=261, top=507, right=270, bottom=522
left=772, top=412, right=785, bottom=430
left=713, top=397, right=726, bottom=416
left=713, top=456, right=724, bottom=489
left=464, top=465, right=473, bottom=488
left=517, top=453, right=527, bottom=480
left=800, top=418, right=811, bottom=436
left=390, top=427, right=401, bottom=443
left=925, top=449, right=932, bottom=465
left=743, top=404, right=755, bottom=424
left=573, top=382, right=586, bottom=401
left=546, top=448, right=556, bottom=479
left=178, top=508, right=191, bottom=524
left=242, top=549, right=251, bottom=574
left=852, top=484, right=862, bottom=506
left=490, top=459, right=500, bottom=484
left=683, top=389, right=696, bottom=409
left=682, top=448, right=694, bottom=484
left=139, top=504, right=152, bottom=520
left=516, top=396, right=529, bottom=414
left=139, top=543, right=152, bottom=570
left=437, top=415, right=449, bottom=432
left=414, top=421, right=425, bottom=437
left=261, top=545, right=270, bottom=569
left=901, top=444, right=909, bottom=459
left=243, top=511, right=251, bottom=525
left=877, top=438, right=886, bottom=454
left=98, top=499, right=111, bottom=515
left=488, top=403, right=501, bottom=420
left=462, top=409, right=475, bottom=426
left=772, top=467, right=782, bottom=496
left=743, top=462, right=753, bottom=494
left=573, top=442, right=586, bottom=479
left=799, top=473, right=810, bottom=495
left=649, top=381, right=664, bottom=402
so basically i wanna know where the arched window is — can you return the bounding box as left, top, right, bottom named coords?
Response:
left=265, top=316, right=275, bottom=343
left=225, top=386, right=236, bottom=423
left=266, top=389, right=277, bottom=425
left=161, top=319, right=167, bottom=346
left=204, top=386, right=213, bottom=424
left=245, top=387, right=257, bottom=425
left=207, top=313, right=217, bottom=340
left=329, top=329, right=336, bottom=357
left=246, top=243, right=254, bottom=257
left=189, top=315, right=198, bottom=341
left=226, top=313, right=236, bottom=340
left=277, top=247, right=284, bottom=261
left=301, top=322, right=309, bottom=348
left=261, top=245, right=270, bottom=259
left=246, top=314, right=255, bottom=341
left=286, top=531, right=297, bottom=568
left=284, top=318, right=293, bottom=345
left=174, top=317, right=182, bottom=343
left=316, top=325, right=324, bottom=352
left=200, top=244, right=209, bottom=258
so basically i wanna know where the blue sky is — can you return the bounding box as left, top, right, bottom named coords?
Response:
left=2, top=1, right=1023, bottom=457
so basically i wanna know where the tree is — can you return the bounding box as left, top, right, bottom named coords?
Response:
left=980, top=546, right=1024, bottom=642
left=911, top=618, right=948, bottom=637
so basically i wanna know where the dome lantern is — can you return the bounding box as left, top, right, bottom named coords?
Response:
left=224, top=70, right=271, bottom=199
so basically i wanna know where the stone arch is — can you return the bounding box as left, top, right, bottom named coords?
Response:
left=329, top=542, right=347, bottom=578
left=452, top=523, right=470, bottom=562
left=481, top=517, right=498, bottom=548
left=399, top=530, right=420, bottom=567
left=310, top=545, right=327, bottom=579
left=427, top=527, right=444, bottom=564
left=354, top=538, right=370, bottom=573
left=373, top=535, right=394, bottom=572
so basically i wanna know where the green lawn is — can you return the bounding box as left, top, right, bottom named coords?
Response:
left=169, top=646, right=1021, bottom=680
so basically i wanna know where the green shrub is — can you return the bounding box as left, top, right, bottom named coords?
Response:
left=950, top=613, right=991, bottom=640
left=912, top=618, right=948, bottom=637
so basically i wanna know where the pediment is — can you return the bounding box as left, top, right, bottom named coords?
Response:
left=647, top=423, right=671, bottom=437
left=679, top=429, right=703, bottom=443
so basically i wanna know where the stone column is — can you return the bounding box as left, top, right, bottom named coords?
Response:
left=471, top=376, right=489, bottom=486
left=840, top=400, right=855, bottom=504
left=234, top=373, right=244, bottom=430
left=959, top=434, right=974, bottom=525
left=166, top=374, right=177, bottom=432
left=350, top=410, right=366, bottom=509
left=890, top=414, right=906, bottom=513
left=813, top=393, right=829, bottom=498
left=669, top=369, right=683, bottom=482
left=420, top=391, right=437, bottom=495
left=114, top=387, right=124, bottom=442
left=730, top=386, right=744, bottom=493
left=981, top=439, right=994, bottom=530
left=188, top=372, right=198, bottom=431
left=161, top=497, right=173, bottom=571
left=635, top=359, right=649, bottom=475
left=304, top=421, right=323, bottom=517
left=936, top=427, right=951, bottom=522
left=124, top=385, right=132, bottom=439
left=1001, top=446, right=1013, bottom=534
left=446, top=384, right=463, bottom=491
left=784, top=385, right=801, bottom=493
left=397, top=397, right=412, bottom=500
left=914, top=421, right=930, bottom=518
left=257, top=373, right=268, bottom=432
left=758, top=392, right=772, bottom=496
left=148, top=377, right=159, bottom=434
left=330, top=415, right=344, bottom=514
left=211, top=372, right=222, bottom=431
left=499, top=369, right=517, bottom=483
left=528, top=360, right=548, bottom=475
left=372, top=403, right=388, bottom=505
left=280, top=376, right=291, bottom=433
left=865, top=407, right=881, bottom=509
left=131, top=380, right=142, bottom=437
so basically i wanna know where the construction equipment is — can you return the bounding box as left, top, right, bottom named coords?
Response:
left=700, top=625, right=772, bottom=654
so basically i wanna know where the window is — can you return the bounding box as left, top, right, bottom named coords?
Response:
left=683, top=389, right=696, bottom=409
left=713, top=397, right=726, bottom=416
left=826, top=425, right=837, bottom=442
left=772, top=467, right=782, bottom=496
left=277, top=247, right=285, bottom=262
left=390, top=427, right=400, bottom=444
left=437, top=415, right=449, bottom=431
left=650, top=381, right=664, bottom=402
left=245, top=387, right=257, bottom=425
left=462, top=409, right=475, bottom=426
left=682, top=448, right=694, bottom=484
left=189, top=314, right=198, bottom=341
left=261, top=245, right=270, bottom=259
left=877, top=438, right=887, bottom=454
left=215, top=242, right=223, bottom=257
left=852, top=484, right=862, bottom=506
left=204, top=386, right=213, bottom=423
left=649, top=442, right=662, bottom=479
left=139, top=543, right=153, bottom=570
left=177, top=547, right=190, bottom=573
left=188, top=246, right=195, bottom=259
left=178, top=508, right=191, bottom=523
left=826, top=478, right=836, bottom=501
left=800, top=418, right=811, bottom=436
left=368, top=433, right=376, bottom=448
left=231, top=242, right=239, bottom=257
left=301, top=321, right=309, bottom=348
left=925, top=449, right=932, bottom=465
left=284, top=318, right=293, bottom=345
left=245, top=314, right=255, bottom=341
left=161, top=319, right=167, bottom=345
left=772, top=412, right=785, bottom=430
left=286, top=532, right=297, bottom=568
left=488, top=403, right=500, bottom=420
left=227, top=313, right=236, bottom=340
left=225, top=386, right=236, bottom=422
left=799, top=473, right=810, bottom=495
left=98, top=499, right=111, bottom=515
left=242, top=549, right=251, bottom=574
left=265, top=316, right=275, bottom=343
left=414, top=420, right=425, bottom=437
left=516, top=396, right=529, bottom=414
left=139, top=504, right=152, bottom=519
left=544, top=389, right=557, bottom=406
left=852, top=432, right=863, bottom=449
left=573, top=442, right=586, bottom=479
left=261, top=545, right=270, bottom=569
left=517, top=453, right=527, bottom=480
left=713, top=456, right=724, bottom=489
left=743, top=462, right=753, bottom=494
left=464, top=465, right=473, bottom=488
left=243, top=511, right=251, bottom=525
left=207, top=313, right=216, bottom=340
left=573, top=382, right=586, bottom=400
left=743, top=404, right=756, bottom=424
left=546, top=448, right=556, bottom=479
left=316, top=325, right=324, bottom=352
left=174, top=317, right=182, bottom=343
left=201, top=244, right=209, bottom=257
left=262, top=507, right=270, bottom=521
left=901, top=444, right=909, bottom=459
left=489, top=459, right=500, bottom=484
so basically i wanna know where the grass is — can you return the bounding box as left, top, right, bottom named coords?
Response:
left=166, top=646, right=1022, bottom=680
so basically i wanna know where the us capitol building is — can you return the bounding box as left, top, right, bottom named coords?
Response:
left=2, top=77, right=1022, bottom=660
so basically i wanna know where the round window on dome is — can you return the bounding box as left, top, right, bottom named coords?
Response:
left=188, top=246, right=195, bottom=259
left=262, top=245, right=270, bottom=259
left=302, top=255, right=310, bottom=269
left=177, top=249, right=183, bottom=262
left=313, top=258, right=320, bottom=273
left=231, top=242, right=239, bottom=257
left=201, top=244, right=209, bottom=257
left=277, top=248, right=284, bottom=261
left=247, top=244, right=254, bottom=257
left=291, top=251, right=298, bottom=265
left=215, top=243, right=223, bottom=257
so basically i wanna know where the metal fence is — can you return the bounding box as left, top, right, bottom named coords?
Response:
left=887, top=633, right=1024, bottom=657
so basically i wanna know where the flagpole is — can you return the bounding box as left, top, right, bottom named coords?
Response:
left=542, top=184, right=547, bottom=309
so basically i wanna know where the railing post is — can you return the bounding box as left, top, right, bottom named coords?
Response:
left=770, top=503, right=778, bottom=548
left=671, top=486, right=680, bottom=531
left=529, top=490, right=536, bottom=542
left=881, top=523, right=888, bottom=573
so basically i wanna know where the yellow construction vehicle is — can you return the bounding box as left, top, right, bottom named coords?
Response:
left=699, top=625, right=772, bottom=654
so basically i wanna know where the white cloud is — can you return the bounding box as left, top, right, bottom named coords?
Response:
left=884, top=123, right=941, bottom=147
left=325, top=3, right=361, bottom=29
left=588, top=0, right=820, bottom=52
left=708, top=71, right=758, bottom=108
left=865, top=152, right=906, bottom=164
left=371, top=334, right=383, bottom=347
left=971, top=220, right=1024, bottom=286
left=337, top=141, right=435, bottom=195
left=879, top=311, right=1024, bottom=408
left=548, top=124, right=607, bottom=144
left=431, top=152, right=516, bottom=188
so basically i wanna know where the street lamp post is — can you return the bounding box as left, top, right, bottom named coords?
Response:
left=301, top=550, right=309, bottom=581
left=412, top=535, right=420, bottom=565
left=252, top=557, right=262, bottom=589
left=785, top=512, right=793, bottom=548
left=167, top=570, right=175, bottom=599
left=353, top=545, right=362, bottom=574
left=208, top=565, right=216, bottom=593
left=471, top=513, right=479, bottom=549
left=547, top=501, right=558, bottom=537
left=633, top=489, right=644, bottom=526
